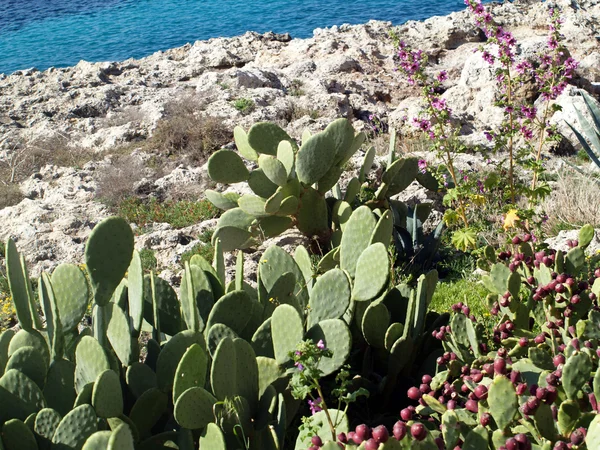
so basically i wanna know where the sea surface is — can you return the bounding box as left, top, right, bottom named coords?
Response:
left=0, top=0, right=473, bottom=75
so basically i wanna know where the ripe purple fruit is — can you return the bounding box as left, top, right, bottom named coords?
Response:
left=311, top=435, right=323, bottom=447
left=480, top=413, right=491, bottom=427
left=400, top=408, right=413, bottom=421
left=505, top=438, right=518, bottom=450
left=465, top=399, right=479, bottom=413
left=393, top=421, right=407, bottom=441
left=337, top=433, right=347, bottom=444
left=410, top=423, right=427, bottom=441
left=372, top=425, right=389, bottom=444
left=494, top=358, right=507, bottom=375
left=518, top=337, right=529, bottom=347
left=474, top=385, right=488, bottom=400
left=407, top=387, right=421, bottom=401
left=553, top=354, right=565, bottom=367
left=570, top=428, right=585, bottom=445
left=364, top=438, right=378, bottom=450
left=355, top=424, right=371, bottom=441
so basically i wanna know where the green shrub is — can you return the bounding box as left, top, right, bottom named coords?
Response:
left=232, top=97, right=255, bottom=115
left=117, top=197, right=219, bottom=228
left=138, top=248, right=157, bottom=272
left=180, top=229, right=215, bottom=266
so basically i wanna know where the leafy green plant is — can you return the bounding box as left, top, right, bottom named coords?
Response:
left=117, top=197, right=219, bottom=229
left=138, top=248, right=157, bottom=272
left=233, top=98, right=255, bottom=115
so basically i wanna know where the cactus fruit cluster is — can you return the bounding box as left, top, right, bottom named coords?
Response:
left=205, top=120, right=443, bottom=269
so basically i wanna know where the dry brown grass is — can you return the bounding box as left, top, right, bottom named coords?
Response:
left=95, top=155, right=149, bottom=207
left=0, top=183, right=24, bottom=209
left=148, top=94, right=231, bottom=164
left=542, top=169, right=600, bottom=235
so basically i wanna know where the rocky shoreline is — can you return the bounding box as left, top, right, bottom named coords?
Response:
left=1, top=0, right=600, bottom=279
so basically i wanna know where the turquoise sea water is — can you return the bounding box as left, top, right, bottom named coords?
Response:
left=0, top=0, right=472, bottom=75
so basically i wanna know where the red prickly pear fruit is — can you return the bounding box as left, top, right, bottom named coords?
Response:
left=311, top=435, right=323, bottom=447
left=410, top=423, right=427, bottom=441
left=364, top=438, right=378, bottom=450
left=570, top=428, right=585, bottom=445
left=355, top=424, right=370, bottom=441
left=407, top=387, right=421, bottom=400
left=519, top=337, right=529, bottom=347
left=480, top=413, right=491, bottom=427
left=553, top=354, right=565, bottom=367
left=309, top=446, right=319, bottom=450
left=505, top=437, right=518, bottom=450
left=372, top=425, right=389, bottom=444
left=494, top=358, right=507, bottom=375
left=337, top=433, right=347, bottom=444
left=392, top=421, right=407, bottom=441
left=465, top=399, right=479, bottom=413
left=553, top=442, right=568, bottom=450
left=474, top=385, right=488, bottom=400
left=446, top=399, right=456, bottom=410
left=400, top=408, right=413, bottom=421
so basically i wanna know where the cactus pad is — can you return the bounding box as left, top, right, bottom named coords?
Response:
left=128, top=388, right=168, bottom=440
left=296, top=187, right=328, bottom=236
left=353, top=243, right=389, bottom=301
left=8, top=329, right=50, bottom=370
left=307, top=269, right=351, bottom=328
left=207, top=149, right=250, bottom=184
left=361, top=302, right=390, bottom=349
left=106, top=303, right=135, bottom=367
left=340, top=206, right=376, bottom=277
left=0, top=330, right=14, bottom=376
left=74, top=336, right=110, bottom=394
left=234, top=125, right=259, bottom=161
left=34, top=408, right=62, bottom=447
left=143, top=274, right=182, bottom=337
left=173, top=387, right=217, bottom=430
left=156, top=330, right=206, bottom=392
left=51, top=264, right=89, bottom=333
left=52, top=404, right=97, bottom=450
left=5, top=346, right=46, bottom=389
left=125, top=363, right=157, bottom=399
left=2, top=419, right=37, bottom=450
left=259, top=154, right=288, bottom=187
left=562, top=351, right=593, bottom=400
left=199, top=423, right=227, bottom=450
left=251, top=318, right=275, bottom=359
left=43, top=359, right=76, bottom=417
left=206, top=323, right=238, bottom=358
left=271, top=304, right=304, bottom=365
left=305, top=319, right=351, bottom=377
left=172, top=344, right=208, bottom=404
left=205, top=290, right=254, bottom=336
left=488, top=375, right=518, bottom=430
left=247, top=122, right=294, bottom=156
left=92, top=370, right=123, bottom=418
left=295, top=132, right=336, bottom=185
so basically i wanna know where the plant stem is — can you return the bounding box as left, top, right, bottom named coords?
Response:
left=531, top=100, right=552, bottom=195
left=506, top=68, right=516, bottom=204
left=315, top=383, right=337, bottom=442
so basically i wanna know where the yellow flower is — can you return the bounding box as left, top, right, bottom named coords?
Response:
left=471, top=195, right=486, bottom=207
left=503, top=209, right=520, bottom=231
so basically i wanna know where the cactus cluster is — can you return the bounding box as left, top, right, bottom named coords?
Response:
left=205, top=120, right=443, bottom=270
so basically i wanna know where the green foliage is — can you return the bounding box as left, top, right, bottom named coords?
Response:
left=138, top=248, right=157, bottom=272
left=117, top=197, right=219, bottom=229
left=233, top=98, right=255, bottom=115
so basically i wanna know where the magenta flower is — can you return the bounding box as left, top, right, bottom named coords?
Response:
left=317, top=339, right=326, bottom=350
left=436, top=70, right=448, bottom=82
left=308, top=397, right=323, bottom=415
left=418, top=159, right=428, bottom=174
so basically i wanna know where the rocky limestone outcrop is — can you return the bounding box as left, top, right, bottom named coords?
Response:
left=0, top=0, right=599, bottom=280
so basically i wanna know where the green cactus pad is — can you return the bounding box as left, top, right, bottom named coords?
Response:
left=297, top=187, right=328, bottom=236
left=370, top=210, right=393, bottom=248
left=211, top=338, right=259, bottom=413
left=384, top=323, right=404, bottom=351
left=74, top=336, right=111, bottom=394
left=107, top=423, right=135, bottom=450
left=50, top=264, right=89, bottom=333
left=316, top=165, right=343, bottom=194
left=105, top=303, right=135, bottom=367
left=258, top=154, right=288, bottom=187
left=305, top=319, right=351, bottom=377
left=562, top=351, right=593, bottom=400
left=0, top=330, right=14, bottom=376
left=359, top=146, right=375, bottom=183
left=172, top=344, right=208, bottom=404
left=295, top=131, right=336, bottom=185
left=276, top=141, right=295, bottom=175
left=258, top=216, right=294, bottom=238
left=388, top=336, right=414, bottom=375
left=85, top=217, right=134, bottom=307
left=251, top=318, right=275, bottom=359
left=199, top=423, right=227, bottom=450
left=81, top=431, right=112, bottom=450
left=323, top=118, right=356, bottom=164
left=206, top=323, right=238, bottom=358
left=264, top=189, right=284, bottom=214
left=212, top=236, right=226, bottom=287
left=74, top=382, right=93, bottom=407
left=205, top=290, right=254, bottom=336
left=461, top=425, right=489, bottom=450
left=205, top=189, right=239, bottom=210
left=155, top=330, right=205, bottom=392
left=91, top=370, right=123, bottom=419
left=39, top=273, right=64, bottom=361
left=534, top=403, right=555, bottom=441
left=352, top=243, right=389, bottom=301
left=361, top=302, right=390, bottom=349
left=2, top=419, right=37, bottom=450
left=43, top=359, right=76, bottom=417
left=173, top=387, right=216, bottom=430
left=276, top=196, right=299, bottom=217
left=308, top=269, right=351, bottom=328
left=383, top=157, right=418, bottom=196
left=107, top=416, right=139, bottom=443
left=234, top=125, right=259, bottom=161
left=259, top=246, right=308, bottom=309
left=8, top=329, right=49, bottom=371
left=128, top=388, right=168, bottom=440
left=332, top=200, right=352, bottom=231
left=558, top=400, right=580, bottom=436
left=207, top=149, right=250, bottom=184
left=5, top=239, right=35, bottom=331
left=248, top=168, right=278, bottom=199
left=142, top=274, right=182, bottom=337
left=340, top=206, right=376, bottom=277
left=5, top=346, right=46, bottom=389
left=247, top=122, right=294, bottom=156
left=125, top=363, right=157, bottom=399
left=271, top=304, right=304, bottom=365
left=111, top=278, right=128, bottom=310
left=52, top=404, right=97, bottom=450
left=256, top=357, right=285, bottom=397
left=238, top=194, right=268, bottom=217
left=578, top=224, right=595, bottom=248
left=126, top=250, right=144, bottom=338
left=293, top=246, right=313, bottom=284
left=587, top=414, right=600, bottom=449
left=565, top=247, right=585, bottom=276
left=34, top=408, right=62, bottom=447
left=488, top=375, right=518, bottom=430
left=180, top=263, right=212, bottom=333
left=294, top=409, right=348, bottom=450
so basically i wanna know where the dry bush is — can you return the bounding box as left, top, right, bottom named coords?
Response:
left=0, top=183, right=24, bottom=209
left=542, top=169, right=600, bottom=234
left=95, top=155, right=148, bottom=207
left=27, top=134, right=95, bottom=169
left=149, top=94, right=231, bottom=164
